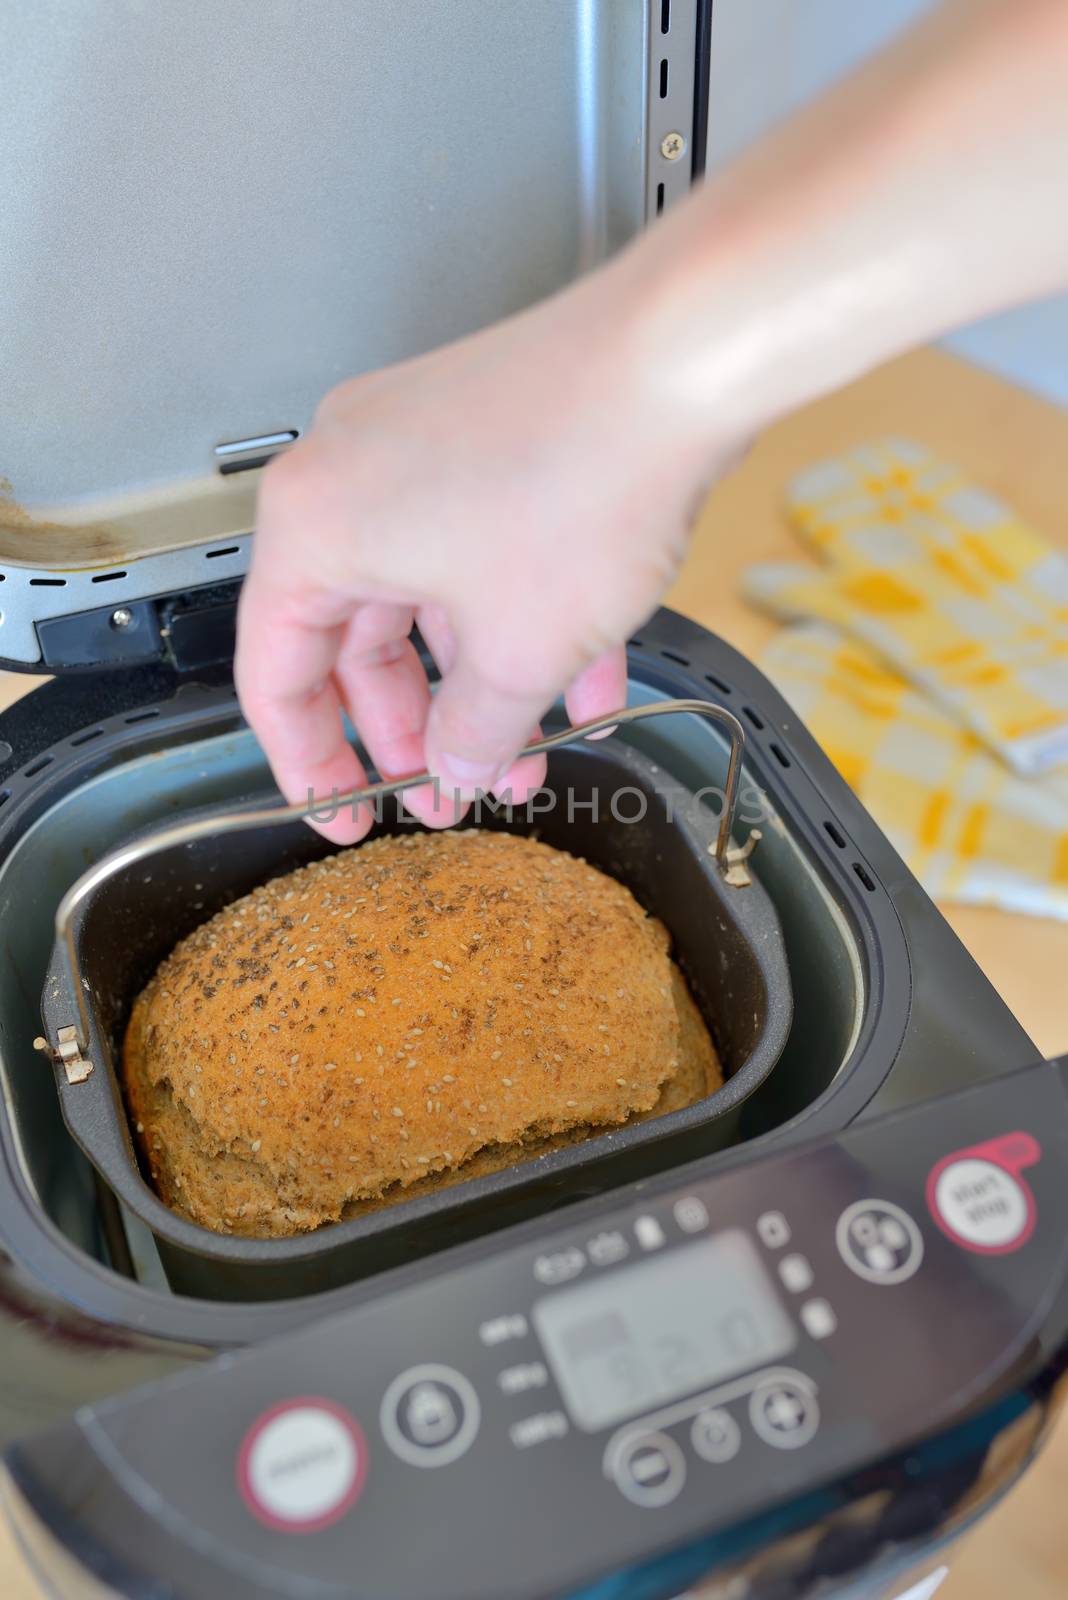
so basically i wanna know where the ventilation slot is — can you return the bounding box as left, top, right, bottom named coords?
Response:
left=124, top=708, right=161, bottom=725
left=656, top=182, right=665, bottom=215
left=29, top=577, right=66, bottom=588
left=205, top=546, right=241, bottom=560
left=743, top=706, right=765, bottom=730
left=215, top=430, right=299, bottom=476
left=91, top=570, right=127, bottom=585
left=853, top=862, right=876, bottom=892
left=70, top=728, right=105, bottom=748
left=660, top=0, right=670, bottom=32
left=824, top=820, right=846, bottom=849
left=0, top=790, right=9, bottom=809
left=628, top=636, right=643, bottom=649
left=659, top=59, right=669, bottom=98
left=23, top=755, right=54, bottom=778
left=660, top=649, right=690, bottom=667
left=770, top=742, right=791, bottom=769
left=704, top=674, right=732, bottom=696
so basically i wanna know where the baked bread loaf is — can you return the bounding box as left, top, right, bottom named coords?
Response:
left=123, top=831, right=722, bottom=1237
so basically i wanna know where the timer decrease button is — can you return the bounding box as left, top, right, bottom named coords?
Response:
left=380, top=1364, right=480, bottom=1468
left=614, top=1431, right=686, bottom=1508
left=836, top=1199, right=924, bottom=1285
left=749, top=1379, right=820, bottom=1451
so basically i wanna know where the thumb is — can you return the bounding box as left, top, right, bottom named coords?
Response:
left=424, top=648, right=555, bottom=800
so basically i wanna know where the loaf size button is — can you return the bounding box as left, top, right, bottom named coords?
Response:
left=836, top=1199, right=924, bottom=1284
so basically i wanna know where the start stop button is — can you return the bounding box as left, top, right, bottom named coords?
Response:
left=927, top=1133, right=1039, bottom=1255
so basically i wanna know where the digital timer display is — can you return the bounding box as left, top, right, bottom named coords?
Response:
left=533, top=1228, right=796, bottom=1431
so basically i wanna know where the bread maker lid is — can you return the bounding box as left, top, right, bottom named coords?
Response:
left=0, top=0, right=711, bottom=673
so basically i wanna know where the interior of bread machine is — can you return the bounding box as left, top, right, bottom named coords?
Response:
left=0, top=0, right=1039, bottom=1346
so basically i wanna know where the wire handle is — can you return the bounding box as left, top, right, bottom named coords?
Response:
left=48, top=698, right=746, bottom=1063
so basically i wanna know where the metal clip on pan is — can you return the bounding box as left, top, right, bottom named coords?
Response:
left=40, top=698, right=749, bottom=1079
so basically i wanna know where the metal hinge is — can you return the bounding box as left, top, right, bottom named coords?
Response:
left=34, top=1025, right=93, bottom=1084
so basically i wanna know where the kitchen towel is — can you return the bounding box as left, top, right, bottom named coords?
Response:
left=743, top=439, right=1068, bottom=919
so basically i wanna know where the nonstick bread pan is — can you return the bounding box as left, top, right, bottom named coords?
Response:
left=41, top=736, right=792, bottom=1301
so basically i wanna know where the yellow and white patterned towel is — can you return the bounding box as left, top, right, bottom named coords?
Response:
left=757, top=438, right=1068, bottom=775
left=760, top=622, right=1068, bottom=921
left=742, top=439, right=1068, bottom=920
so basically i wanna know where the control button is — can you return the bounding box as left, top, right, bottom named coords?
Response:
left=237, top=1399, right=366, bottom=1532
left=498, top=1362, right=548, bottom=1396
left=756, top=1211, right=791, bottom=1249
left=674, top=1196, right=709, bottom=1234
left=634, top=1215, right=666, bottom=1251
left=691, top=1407, right=741, bottom=1465
left=509, top=1410, right=569, bottom=1449
left=749, top=1379, right=820, bottom=1450
left=380, top=1364, right=480, bottom=1468
left=479, top=1314, right=528, bottom=1347
left=800, top=1298, right=838, bottom=1340
left=928, top=1145, right=1037, bottom=1255
left=534, top=1247, right=585, bottom=1285
left=836, top=1199, right=924, bottom=1285
left=587, top=1230, right=629, bottom=1267
left=614, top=1431, right=687, bottom=1507
left=777, top=1253, right=814, bottom=1294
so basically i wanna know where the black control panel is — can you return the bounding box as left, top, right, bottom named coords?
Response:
left=9, top=1063, right=1068, bottom=1600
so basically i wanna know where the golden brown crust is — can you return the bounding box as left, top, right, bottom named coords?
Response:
left=123, top=832, right=720, bottom=1238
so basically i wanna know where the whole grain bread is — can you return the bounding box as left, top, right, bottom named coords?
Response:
left=123, top=831, right=722, bottom=1236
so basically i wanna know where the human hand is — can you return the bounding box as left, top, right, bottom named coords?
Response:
left=235, top=253, right=731, bottom=844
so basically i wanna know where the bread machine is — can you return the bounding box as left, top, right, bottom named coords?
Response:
left=1, top=4, right=1066, bottom=1597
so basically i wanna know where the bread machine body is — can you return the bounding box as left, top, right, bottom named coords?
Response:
left=1, top=3, right=1065, bottom=1598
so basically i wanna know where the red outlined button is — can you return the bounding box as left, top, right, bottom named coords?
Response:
left=237, top=1398, right=366, bottom=1532
left=927, top=1133, right=1040, bottom=1256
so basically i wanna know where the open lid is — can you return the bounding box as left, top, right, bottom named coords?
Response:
left=0, top=0, right=710, bottom=672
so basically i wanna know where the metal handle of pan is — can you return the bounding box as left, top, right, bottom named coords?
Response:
left=43, top=698, right=748, bottom=1071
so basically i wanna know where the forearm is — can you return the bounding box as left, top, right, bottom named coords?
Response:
left=615, top=0, right=1068, bottom=453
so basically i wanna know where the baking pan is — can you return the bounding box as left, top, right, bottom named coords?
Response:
left=41, top=738, right=792, bottom=1301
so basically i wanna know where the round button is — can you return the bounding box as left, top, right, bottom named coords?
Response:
left=237, top=1399, right=365, bottom=1532
left=931, top=1157, right=1033, bottom=1253
left=614, top=1431, right=687, bottom=1508
left=836, top=1199, right=924, bottom=1284
left=749, top=1380, right=819, bottom=1451
left=380, top=1364, right=480, bottom=1468
left=691, top=1407, right=741, bottom=1465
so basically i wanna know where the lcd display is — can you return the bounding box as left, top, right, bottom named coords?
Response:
left=533, top=1229, right=796, bottom=1431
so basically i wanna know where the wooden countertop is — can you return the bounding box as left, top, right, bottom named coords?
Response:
left=0, top=345, right=1064, bottom=1594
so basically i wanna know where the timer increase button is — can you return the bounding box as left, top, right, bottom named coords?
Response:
left=380, top=1364, right=480, bottom=1468
left=749, top=1379, right=820, bottom=1450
